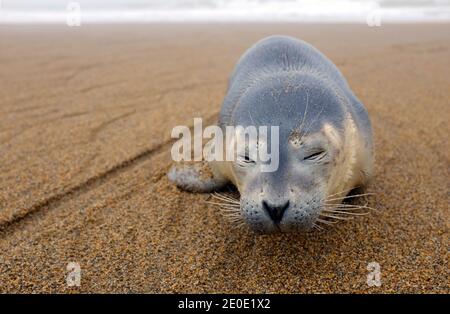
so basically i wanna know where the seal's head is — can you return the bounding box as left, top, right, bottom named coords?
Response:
left=222, top=74, right=361, bottom=233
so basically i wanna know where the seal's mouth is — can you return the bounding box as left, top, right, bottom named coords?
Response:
left=206, top=191, right=376, bottom=233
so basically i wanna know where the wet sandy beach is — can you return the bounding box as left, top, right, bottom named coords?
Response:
left=0, top=24, right=448, bottom=293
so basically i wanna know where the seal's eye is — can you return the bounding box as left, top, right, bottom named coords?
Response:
left=303, top=150, right=326, bottom=161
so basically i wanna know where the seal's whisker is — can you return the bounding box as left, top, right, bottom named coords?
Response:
left=325, top=206, right=377, bottom=214
left=325, top=192, right=375, bottom=202
left=297, top=87, right=310, bottom=136
left=217, top=196, right=240, bottom=204
left=211, top=193, right=240, bottom=204
left=211, top=195, right=240, bottom=205
left=316, top=218, right=337, bottom=225
left=330, top=204, right=378, bottom=212
left=205, top=200, right=239, bottom=207
left=206, top=200, right=237, bottom=206
left=226, top=216, right=244, bottom=222
left=326, top=195, right=375, bottom=203
left=300, top=103, right=326, bottom=140
left=219, top=206, right=240, bottom=212
left=225, top=217, right=243, bottom=222
left=326, top=187, right=357, bottom=198
left=231, top=221, right=247, bottom=230
left=228, top=216, right=243, bottom=221
left=205, top=201, right=240, bottom=209
left=211, top=192, right=232, bottom=201
left=213, top=192, right=240, bottom=202
left=219, top=208, right=241, bottom=214
left=217, top=206, right=240, bottom=213
left=326, top=203, right=373, bottom=209
left=323, top=209, right=370, bottom=216
left=222, top=213, right=240, bottom=218
left=326, top=185, right=370, bottom=199
left=205, top=197, right=244, bottom=224
left=312, top=223, right=324, bottom=231
left=221, top=211, right=244, bottom=221
left=327, top=185, right=376, bottom=199
left=319, top=213, right=353, bottom=221
left=217, top=203, right=241, bottom=209
left=220, top=211, right=241, bottom=217
left=324, top=204, right=370, bottom=210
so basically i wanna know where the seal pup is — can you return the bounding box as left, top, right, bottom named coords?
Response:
left=168, top=36, right=374, bottom=233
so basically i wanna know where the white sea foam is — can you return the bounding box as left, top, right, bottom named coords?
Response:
left=1, top=0, right=449, bottom=24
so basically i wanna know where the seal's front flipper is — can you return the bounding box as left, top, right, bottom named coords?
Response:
left=168, top=161, right=228, bottom=193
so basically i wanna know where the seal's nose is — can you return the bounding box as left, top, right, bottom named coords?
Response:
left=262, top=200, right=289, bottom=224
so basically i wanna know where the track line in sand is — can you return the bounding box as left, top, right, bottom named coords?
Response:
left=0, top=112, right=219, bottom=234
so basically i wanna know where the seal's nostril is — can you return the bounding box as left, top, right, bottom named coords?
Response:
left=262, top=200, right=289, bottom=224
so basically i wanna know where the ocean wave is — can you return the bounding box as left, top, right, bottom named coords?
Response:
left=1, top=0, right=449, bottom=23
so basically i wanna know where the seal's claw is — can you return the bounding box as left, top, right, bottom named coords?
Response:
left=168, top=162, right=228, bottom=193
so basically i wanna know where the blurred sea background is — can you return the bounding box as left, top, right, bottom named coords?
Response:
left=1, top=0, right=449, bottom=23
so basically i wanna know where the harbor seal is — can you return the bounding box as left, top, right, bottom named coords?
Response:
left=168, top=35, right=374, bottom=233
